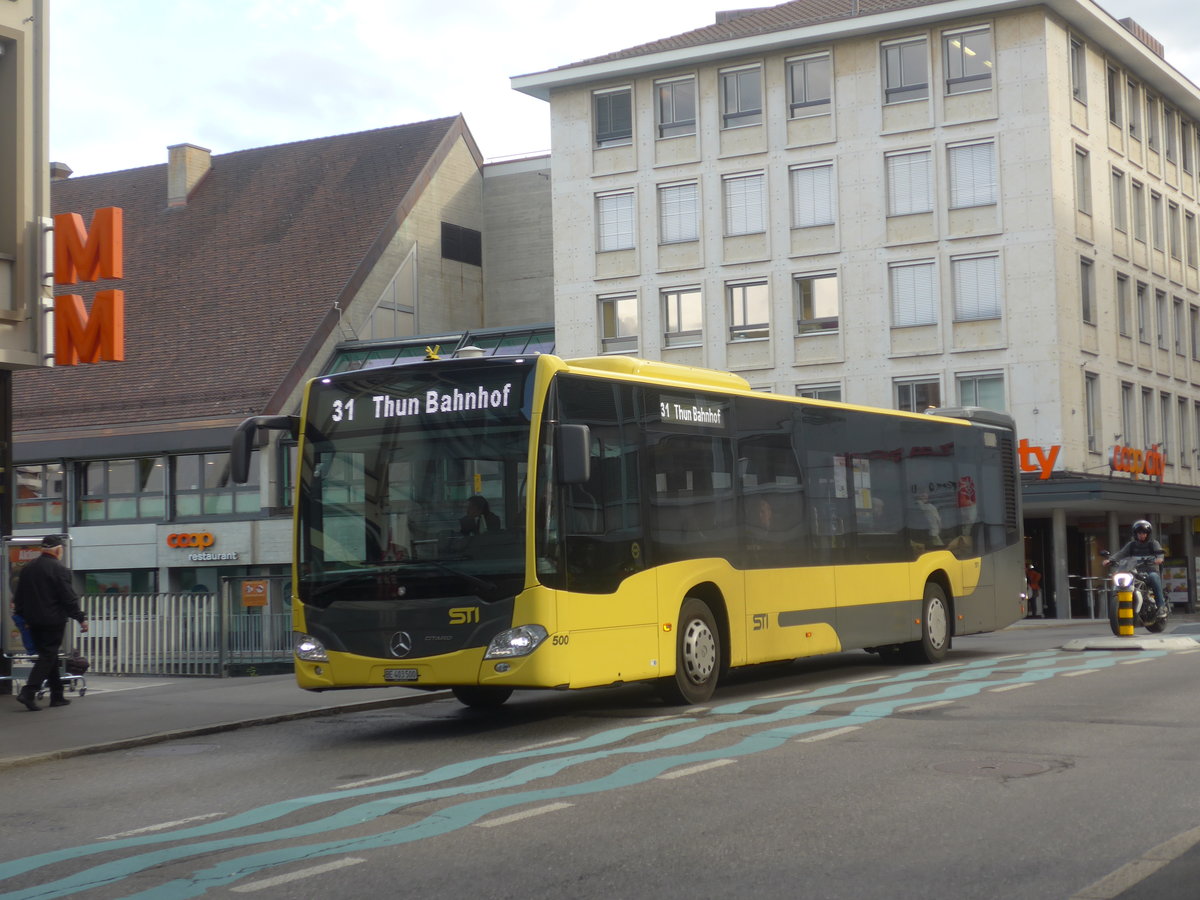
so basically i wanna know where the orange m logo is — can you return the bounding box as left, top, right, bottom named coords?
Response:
left=54, top=207, right=123, bottom=285
left=54, top=291, right=125, bottom=365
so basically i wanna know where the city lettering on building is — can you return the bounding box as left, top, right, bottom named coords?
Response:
left=1017, top=439, right=1060, bottom=480
left=1110, top=443, right=1165, bottom=481
left=53, top=207, right=125, bottom=366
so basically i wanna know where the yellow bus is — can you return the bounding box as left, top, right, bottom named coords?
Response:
left=232, top=352, right=1025, bottom=707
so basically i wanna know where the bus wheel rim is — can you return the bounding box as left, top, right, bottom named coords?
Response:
left=682, top=619, right=716, bottom=684
left=928, top=598, right=948, bottom=650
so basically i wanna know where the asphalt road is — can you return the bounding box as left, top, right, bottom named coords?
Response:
left=3, top=621, right=1200, bottom=899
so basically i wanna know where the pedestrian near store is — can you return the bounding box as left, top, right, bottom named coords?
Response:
left=12, top=535, right=88, bottom=711
left=1026, top=564, right=1043, bottom=618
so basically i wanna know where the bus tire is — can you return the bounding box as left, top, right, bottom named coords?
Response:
left=452, top=686, right=513, bottom=708
left=901, top=582, right=951, bottom=664
left=658, top=597, right=721, bottom=705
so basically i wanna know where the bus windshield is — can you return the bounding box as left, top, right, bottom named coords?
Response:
left=297, top=361, right=534, bottom=608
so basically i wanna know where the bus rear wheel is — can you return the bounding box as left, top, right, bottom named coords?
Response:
left=901, top=582, right=951, bottom=664
left=452, top=686, right=513, bottom=708
left=658, top=598, right=721, bottom=705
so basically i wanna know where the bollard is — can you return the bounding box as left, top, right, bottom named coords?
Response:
left=1116, top=586, right=1134, bottom=637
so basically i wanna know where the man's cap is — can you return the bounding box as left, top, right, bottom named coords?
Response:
left=40, top=534, right=64, bottom=548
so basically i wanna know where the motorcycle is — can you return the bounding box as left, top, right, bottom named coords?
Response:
left=1100, top=551, right=1168, bottom=635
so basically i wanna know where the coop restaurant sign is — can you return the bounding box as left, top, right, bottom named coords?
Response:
left=1110, top=443, right=1165, bottom=482
left=53, top=207, right=125, bottom=366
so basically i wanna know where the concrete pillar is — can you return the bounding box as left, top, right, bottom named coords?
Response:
left=1053, top=507, right=1070, bottom=619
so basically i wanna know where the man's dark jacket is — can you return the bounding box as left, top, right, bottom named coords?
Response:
left=13, top=553, right=86, bottom=628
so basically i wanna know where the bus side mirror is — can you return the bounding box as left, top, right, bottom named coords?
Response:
left=231, top=415, right=299, bottom=484
left=556, top=424, right=591, bottom=485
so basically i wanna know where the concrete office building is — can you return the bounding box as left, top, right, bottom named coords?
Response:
left=513, top=0, right=1200, bottom=615
left=12, top=118, right=552, bottom=604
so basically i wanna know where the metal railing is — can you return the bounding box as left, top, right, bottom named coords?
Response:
left=68, top=592, right=292, bottom=677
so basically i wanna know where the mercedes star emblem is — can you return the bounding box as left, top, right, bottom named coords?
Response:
left=389, top=631, right=413, bottom=658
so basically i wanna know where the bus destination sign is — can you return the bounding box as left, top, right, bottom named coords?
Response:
left=659, top=393, right=727, bottom=428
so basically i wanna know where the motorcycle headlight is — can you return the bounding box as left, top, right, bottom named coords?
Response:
left=1113, top=572, right=1135, bottom=589
left=294, top=631, right=329, bottom=662
left=484, top=624, right=549, bottom=659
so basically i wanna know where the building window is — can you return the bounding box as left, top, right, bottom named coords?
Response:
left=1151, top=191, right=1164, bottom=250
left=886, top=149, right=932, bottom=216
left=599, top=293, right=638, bottom=354
left=957, top=372, right=1005, bottom=411
left=788, top=52, right=832, bottom=115
left=663, top=287, right=702, bottom=348
left=1074, top=147, right=1091, bottom=214
left=594, top=87, right=632, bottom=147
left=790, top=163, right=834, bottom=227
left=1127, top=80, right=1142, bottom=141
left=656, top=76, right=696, bottom=138
left=728, top=280, right=769, bottom=341
left=1111, top=169, right=1127, bottom=232
left=1121, top=382, right=1136, bottom=444
left=890, top=260, right=937, bottom=327
left=1187, top=212, right=1199, bottom=269
left=1175, top=298, right=1186, bottom=355
left=175, top=452, right=259, bottom=517
left=721, top=65, right=762, bottom=128
left=1169, top=202, right=1182, bottom=260
left=441, top=223, right=482, bottom=267
left=1180, top=398, right=1191, bottom=468
left=14, top=463, right=66, bottom=526
left=77, top=457, right=168, bottom=522
left=1164, top=107, right=1177, bottom=162
left=948, top=141, right=996, bottom=208
left=1107, top=66, right=1122, bottom=126
left=1070, top=37, right=1086, bottom=102
left=724, top=172, right=766, bottom=235
left=952, top=254, right=1000, bottom=321
left=1117, top=274, right=1131, bottom=337
left=1191, top=305, right=1200, bottom=361
left=1131, top=180, right=1146, bottom=242
left=1183, top=123, right=1194, bottom=173
left=943, top=26, right=993, bottom=94
left=1137, top=282, right=1150, bottom=343
left=797, top=383, right=842, bottom=401
left=1079, top=257, right=1094, bottom=325
left=1142, top=387, right=1154, bottom=446
left=596, top=190, right=634, bottom=252
left=659, top=182, right=699, bottom=244
left=1156, top=289, right=1168, bottom=350
left=1160, top=392, right=1172, bottom=455
left=1084, top=374, right=1099, bottom=452
left=794, top=272, right=839, bottom=334
left=882, top=36, right=928, bottom=103
left=895, top=378, right=941, bottom=412
left=1146, top=94, right=1160, bottom=151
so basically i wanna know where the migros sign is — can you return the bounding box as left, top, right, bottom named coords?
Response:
left=52, top=207, right=125, bottom=366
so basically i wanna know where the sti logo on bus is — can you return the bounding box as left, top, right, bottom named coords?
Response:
left=449, top=607, right=480, bottom=625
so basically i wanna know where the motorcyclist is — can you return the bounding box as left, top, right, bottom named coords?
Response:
left=1108, top=519, right=1167, bottom=617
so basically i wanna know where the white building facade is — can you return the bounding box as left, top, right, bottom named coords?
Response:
left=514, top=0, right=1200, bottom=615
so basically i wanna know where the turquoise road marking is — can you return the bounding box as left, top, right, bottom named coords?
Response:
left=0, top=649, right=1162, bottom=900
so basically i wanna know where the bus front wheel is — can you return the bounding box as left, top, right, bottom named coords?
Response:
left=901, top=582, right=951, bottom=664
left=452, top=685, right=513, bottom=708
left=658, top=598, right=721, bottom=705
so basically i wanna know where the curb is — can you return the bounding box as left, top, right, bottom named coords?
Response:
left=0, top=690, right=450, bottom=771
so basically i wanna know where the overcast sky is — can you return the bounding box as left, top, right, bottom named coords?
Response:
left=48, top=0, right=1200, bottom=177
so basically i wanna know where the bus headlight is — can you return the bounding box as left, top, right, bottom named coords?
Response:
left=484, top=625, right=549, bottom=659
left=294, top=632, right=329, bottom=662
left=1112, top=573, right=1134, bottom=589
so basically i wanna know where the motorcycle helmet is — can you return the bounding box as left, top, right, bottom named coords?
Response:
left=1132, top=519, right=1152, bottom=538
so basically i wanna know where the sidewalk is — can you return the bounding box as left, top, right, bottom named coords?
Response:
left=1, top=674, right=447, bottom=770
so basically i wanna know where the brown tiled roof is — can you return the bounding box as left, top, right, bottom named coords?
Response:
left=543, top=0, right=942, bottom=70
left=16, top=116, right=475, bottom=445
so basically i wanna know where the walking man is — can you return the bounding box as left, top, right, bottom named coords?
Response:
left=12, top=535, right=88, bottom=711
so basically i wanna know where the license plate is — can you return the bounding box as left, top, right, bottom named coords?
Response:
left=384, top=668, right=419, bottom=682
